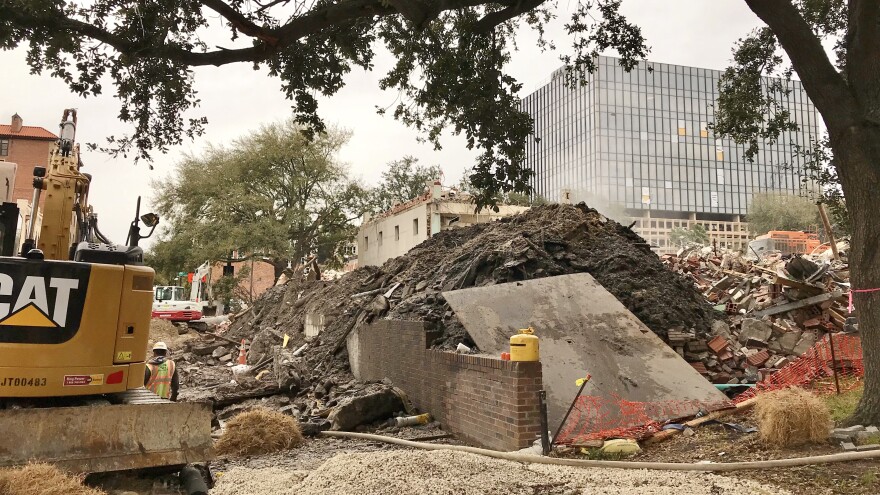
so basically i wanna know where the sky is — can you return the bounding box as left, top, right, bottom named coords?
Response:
left=0, top=0, right=764, bottom=247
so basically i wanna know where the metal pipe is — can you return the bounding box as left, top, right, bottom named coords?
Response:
left=551, top=377, right=589, bottom=448
left=538, top=390, right=550, bottom=455
left=25, top=185, right=41, bottom=242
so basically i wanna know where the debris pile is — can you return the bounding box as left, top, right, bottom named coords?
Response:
left=174, top=203, right=716, bottom=439
left=662, top=246, right=853, bottom=384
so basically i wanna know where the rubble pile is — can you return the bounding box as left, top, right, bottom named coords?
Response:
left=175, top=203, right=717, bottom=434
left=662, top=246, right=852, bottom=384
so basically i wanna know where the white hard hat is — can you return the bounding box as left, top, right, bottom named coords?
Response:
left=153, top=342, right=168, bottom=351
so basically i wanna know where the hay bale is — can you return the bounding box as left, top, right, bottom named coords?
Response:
left=0, top=463, right=105, bottom=495
left=755, top=387, right=831, bottom=447
left=215, top=407, right=304, bottom=457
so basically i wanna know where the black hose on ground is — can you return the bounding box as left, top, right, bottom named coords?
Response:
left=179, top=465, right=209, bottom=495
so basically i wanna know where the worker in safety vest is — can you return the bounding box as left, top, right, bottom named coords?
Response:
left=144, top=342, right=180, bottom=401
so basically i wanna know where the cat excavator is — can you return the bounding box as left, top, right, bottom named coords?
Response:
left=0, top=110, right=212, bottom=473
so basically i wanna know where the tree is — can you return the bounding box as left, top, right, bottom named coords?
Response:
left=151, top=120, right=369, bottom=278
left=709, top=1, right=880, bottom=425
left=746, top=192, right=819, bottom=235
left=369, top=156, right=441, bottom=212
left=7, top=1, right=880, bottom=424
left=669, top=224, right=709, bottom=248
left=2, top=0, right=646, bottom=209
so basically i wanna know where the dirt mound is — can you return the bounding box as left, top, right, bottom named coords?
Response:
left=0, top=463, right=105, bottom=495
left=148, top=318, right=196, bottom=352
left=213, top=204, right=715, bottom=421
left=228, top=203, right=714, bottom=351
left=215, top=407, right=304, bottom=457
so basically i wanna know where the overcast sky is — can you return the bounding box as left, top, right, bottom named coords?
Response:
left=0, top=1, right=762, bottom=247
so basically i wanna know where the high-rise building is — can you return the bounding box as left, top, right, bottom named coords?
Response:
left=521, top=56, right=820, bottom=252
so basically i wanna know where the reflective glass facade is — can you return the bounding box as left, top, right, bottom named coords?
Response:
left=522, top=56, right=820, bottom=217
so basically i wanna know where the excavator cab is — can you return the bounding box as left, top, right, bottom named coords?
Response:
left=0, top=110, right=211, bottom=473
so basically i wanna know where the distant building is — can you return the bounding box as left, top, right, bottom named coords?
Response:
left=0, top=113, right=56, bottom=203
left=0, top=113, right=55, bottom=250
left=357, top=182, right=530, bottom=267
left=522, top=56, right=820, bottom=253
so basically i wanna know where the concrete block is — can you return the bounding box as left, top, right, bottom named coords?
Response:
left=831, top=432, right=854, bottom=442
left=835, top=425, right=866, bottom=433
left=739, top=318, right=772, bottom=346
left=776, top=330, right=802, bottom=354
left=792, top=332, right=818, bottom=356
left=840, top=442, right=856, bottom=451
left=866, top=426, right=879, bottom=434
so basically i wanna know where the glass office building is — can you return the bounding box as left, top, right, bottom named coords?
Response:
left=521, top=56, right=820, bottom=221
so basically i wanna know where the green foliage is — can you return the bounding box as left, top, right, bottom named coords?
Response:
left=457, top=174, right=546, bottom=207
left=669, top=224, right=709, bottom=248
left=823, top=383, right=863, bottom=424
left=149, top=120, right=367, bottom=280
left=746, top=192, right=819, bottom=235
left=795, top=136, right=850, bottom=235
left=1, top=0, right=648, bottom=208
left=369, top=156, right=440, bottom=212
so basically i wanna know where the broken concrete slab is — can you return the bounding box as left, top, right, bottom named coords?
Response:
left=792, top=332, right=818, bottom=356
left=738, top=319, right=772, bottom=346
left=841, top=441, right=856, bottom=451
left=776, top=330, right=803, bottom=354
left=328, top=388, right=405, bottom=431
left=443, top=273, right=729, bottom=431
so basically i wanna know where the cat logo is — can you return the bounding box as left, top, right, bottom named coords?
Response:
left=0, top=261, right=90, bottom=344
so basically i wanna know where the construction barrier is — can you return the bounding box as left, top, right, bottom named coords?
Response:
left=553, top=333, right=863, bottom=445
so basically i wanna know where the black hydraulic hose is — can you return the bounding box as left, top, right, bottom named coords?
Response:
left=91, top=217, right=112, bottom=244
left=179, top=465, right=209, bottom=495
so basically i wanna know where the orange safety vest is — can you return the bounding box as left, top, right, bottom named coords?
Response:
left=146, top=360, right=176, bottom=399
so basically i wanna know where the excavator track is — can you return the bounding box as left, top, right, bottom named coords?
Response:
left=0, top=390, right=213, bottom=473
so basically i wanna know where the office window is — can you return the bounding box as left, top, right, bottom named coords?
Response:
left=378, top=231, right=383, bottom=246
left=677, top=120, right=686, bottom=136
left=413, top=218, right=419, bottom=235
left=0, top=139, right=8, bottom=156
left=700, top=122, right=708, bottom=138
left=363, top=237, right=368, bottom=251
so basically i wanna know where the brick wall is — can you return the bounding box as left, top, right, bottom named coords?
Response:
left=209, top=259, right=275, bottom=301
left=349, top=320, right=543, bottom=451
left=1, top=138, right=53, bottom=203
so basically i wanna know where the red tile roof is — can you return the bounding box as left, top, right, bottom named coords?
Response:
left=0, top=125, right=57, bottom=140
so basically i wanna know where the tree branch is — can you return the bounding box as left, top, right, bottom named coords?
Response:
left=473, top=0, right=548, bottom=33
left=744, top=0, right=858, bottom=131
left=201, top=0, right=280, bottom=45
left=8, top=0, right=495, bottom=67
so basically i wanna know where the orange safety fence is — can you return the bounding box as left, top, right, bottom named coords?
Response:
left=553, top=333, right=863, bottom=445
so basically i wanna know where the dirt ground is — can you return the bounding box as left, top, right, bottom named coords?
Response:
left=628, top=422, right=879, bottom=495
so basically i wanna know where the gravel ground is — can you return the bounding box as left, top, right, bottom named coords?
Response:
left=213, top=449, right=789, bottom=495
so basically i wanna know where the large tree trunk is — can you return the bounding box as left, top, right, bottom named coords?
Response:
left=832, top=124, right=880, bottom=426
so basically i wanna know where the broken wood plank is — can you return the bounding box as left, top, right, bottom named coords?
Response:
left=752, top=291, right=845, bottom=318
left=644, top=397, right=758, bottom=445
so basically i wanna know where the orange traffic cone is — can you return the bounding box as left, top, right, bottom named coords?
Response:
left=237, top=339, right=247, bottom=365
